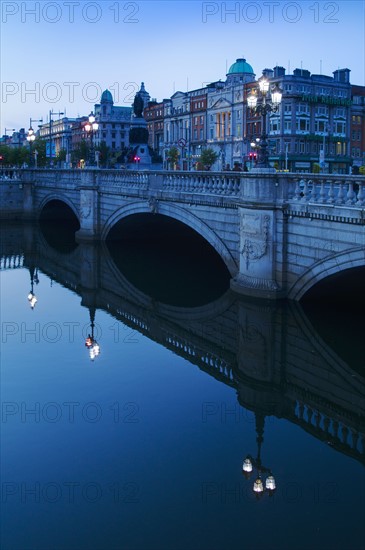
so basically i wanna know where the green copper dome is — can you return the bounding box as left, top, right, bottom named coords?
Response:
left=101, top=89, right=113, bottom=103
left=227, top=58, right=254, bottom=75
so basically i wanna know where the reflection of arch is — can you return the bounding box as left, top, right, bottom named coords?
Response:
left=288, top=300, right=365, bottom=393
left=38, top=195, right=80, bottom=222
left=288, top=248, right=365, bottom=301
left=99, top=241, right=236, bottom=322
left=101, top=201, right=238, bottom=275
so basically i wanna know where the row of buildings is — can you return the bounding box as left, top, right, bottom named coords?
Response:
left=2, top=58, right=365, bottom=173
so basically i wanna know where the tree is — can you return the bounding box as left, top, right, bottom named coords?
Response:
left=57, top=148, right=67, bottom=163
left=359, top=165, right=365, bottom=175
left=167, top=146, right=179, bottom=169
left=199, top=148, right=218, bottom=170
left=72, top=140, right=90, bottom=166
left=96, top=141, right=111, bottom=168
left=312, top=163, right=321, bottom=174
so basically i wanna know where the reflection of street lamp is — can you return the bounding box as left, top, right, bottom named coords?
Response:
left=85, top=112, right=99, bottom=167
left=242, top=413, right=276, bottom=499
left=85, top=308, right=100, bottom=361
left=247, top=77, right=282, bottom=168
left=27, top=267, right=39, bottom=309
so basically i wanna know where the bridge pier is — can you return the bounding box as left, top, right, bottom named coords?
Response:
left=75, top=170, right=100, bottom=242
left=231, top=174, right=285, bottom=299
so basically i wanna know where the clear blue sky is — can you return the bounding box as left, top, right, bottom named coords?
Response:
left=1, top=0, right=364, bottom=132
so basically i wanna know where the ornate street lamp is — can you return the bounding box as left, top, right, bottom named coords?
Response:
left=26, top=127, right=36, bottom=166
left=85, top=308, right=101, bottom=361
left=247, top=77, right=282, bottom=168
left=85, top=112, right=99, bottom=167
left=242, top=413, right=276, bottom=499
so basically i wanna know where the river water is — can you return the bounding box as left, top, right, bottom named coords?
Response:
left=1, top=221, right=364, bottom=550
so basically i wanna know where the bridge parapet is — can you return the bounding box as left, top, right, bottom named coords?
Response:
left=162, top=172, right=242, bottom=196
left=0, top=168, right=21, bottom=181
left=293, top=399, right=364, bottom=463
left=282, top=174, right=365, bottom=208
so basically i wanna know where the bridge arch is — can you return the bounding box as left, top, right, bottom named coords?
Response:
left=101, top=200, right=238, bottom=275
left=38, top=194, right=80, bottom=222
left=288, top=248, right=365, bottom=301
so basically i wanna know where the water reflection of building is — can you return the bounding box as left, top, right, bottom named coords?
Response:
left=1, top=223, right=364, bottom=465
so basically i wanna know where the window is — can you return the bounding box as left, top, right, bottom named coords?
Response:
left=200, top=129, right=203, bottom=140
left=270, top=117, right=280, bottom=132
left=236, top=124, right=241, bottom=137
left=284, top=84, right=292, bottom=92
left=296, top=103, right=309, bottom=114
left=284, top=119, right=292, bottom=132
left=314, top=119, right=327, bottom=133
left=334, top=121, right=345, bottom=134
left=315, top=106, right=328, bottom=116
left=336, top=142, right=343, bottom=155
left=296, top=118, right=310, bottom=132
left=284, top=104, right=292, bottom=114
left=237, top=110, right=241, bottom=120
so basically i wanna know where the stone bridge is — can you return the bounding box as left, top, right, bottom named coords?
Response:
left=2, top=168, right=365, bottom=299
left=1, top=223, right=364, bottom=465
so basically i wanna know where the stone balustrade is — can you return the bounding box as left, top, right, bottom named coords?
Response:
left=162, top=172, right=242, bottom=196
left=0, top=254, right=24, bottom=270
left=289, top=175, right=365, bottom=206
left=294, top=400, right=364, bottom=461
left=18, top=168, right=365, bottom=210
left=0, top=168, right=21, bottom=181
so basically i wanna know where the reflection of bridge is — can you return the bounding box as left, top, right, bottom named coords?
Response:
left=2, top=168, right=364, bottom=299
left=1, top=223, right=364, bottom=465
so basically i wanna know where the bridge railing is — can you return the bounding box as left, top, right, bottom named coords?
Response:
left=0, top=254, right=24, bottom=270
left=294, top=399, right=365, bottom=463
left=17, top=168, right=365, bottom=208
left=162, top=172, right=242, bottom=196
left=0, top=168, right=22, bottom=181
left=280, top=174, right=365, bottom=207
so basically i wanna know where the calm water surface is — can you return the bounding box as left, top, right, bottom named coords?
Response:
left=1, top=222, right=364, bottom=550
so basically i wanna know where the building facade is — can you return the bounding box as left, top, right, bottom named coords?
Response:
left=93, top=89, right=132, bottom=153
left=145, top=57, right=359, bottom=173
left=350, top=85, right=365, bottom=170
left=267, top=66, right=352, bottom=173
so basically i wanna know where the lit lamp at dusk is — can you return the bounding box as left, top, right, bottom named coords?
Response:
left=26, top=127, right=36, bottom=167
left=84, top=112, right=99, bottom=166
left=247, top=77, right=282, bottom=168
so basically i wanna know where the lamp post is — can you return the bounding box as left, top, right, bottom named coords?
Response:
left=247, top=77, right=282, bottom=168
left=48, top=110, right=64, bottom=167
left=84, top=112, right=99, bottom=167
left=242, top=413, right=276, bottom=499
left=26, top=127, right=35, bottom=166
left=27, top=118, right=43, bottom=167
left=4, top=128, right=15, bottom=140
left=215, top=119, right=227, bottom=170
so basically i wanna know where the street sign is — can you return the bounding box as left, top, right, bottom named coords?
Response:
left=178, top=138, right=187, bottom=148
